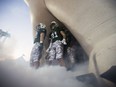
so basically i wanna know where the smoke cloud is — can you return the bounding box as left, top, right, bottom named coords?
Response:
left=0, top=59, right=89, bottom=87
left=0, top=37, right=16, bottom=60
left=0, top=36, right=89, bottom=87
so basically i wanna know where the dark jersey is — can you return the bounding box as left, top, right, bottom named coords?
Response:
left=34, top=28, right=46, bottom=43
left=49, top=27, right=64, bottom=43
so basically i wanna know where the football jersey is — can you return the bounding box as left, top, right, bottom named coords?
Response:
left=34, top=28, right=46, bottom=43
left=49, top=27, right=64, bottom=43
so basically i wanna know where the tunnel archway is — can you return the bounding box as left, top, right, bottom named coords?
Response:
left=25, top=0, right=116, bottom=86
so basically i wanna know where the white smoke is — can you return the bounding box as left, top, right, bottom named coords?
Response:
left=0, top=37, right=16, bottom=60
left=0, top=60, right=88, bottom=87
left=0, top=37, right=89, bottom=87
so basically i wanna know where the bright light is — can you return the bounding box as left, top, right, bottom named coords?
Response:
left=0, top=0, right=33, bottom=62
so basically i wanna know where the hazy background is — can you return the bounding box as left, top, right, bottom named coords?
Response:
left=0, top=0, right=33, bottom=61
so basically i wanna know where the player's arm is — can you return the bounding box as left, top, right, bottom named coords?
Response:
left=60, top=31, right=66, bottom=39
left=40, top=32, right=45, bottom=43
left=60, top=30, right=67, bottom=45
left=40, top=29, right=46, bottom=43
left=46, top=33, right=52, bottom=52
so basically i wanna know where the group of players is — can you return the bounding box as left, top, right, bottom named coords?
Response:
left=30, top=21, right=74, bottom=69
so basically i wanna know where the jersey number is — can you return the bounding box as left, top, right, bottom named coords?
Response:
left=51, top=32, right=58, bottom=38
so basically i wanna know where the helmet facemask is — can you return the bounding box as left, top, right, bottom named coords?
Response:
left=50, top=21, right=58, bottom=30
left=36, top=23, right=46, bottom=31
left=39, top=23, right=46, bottom=28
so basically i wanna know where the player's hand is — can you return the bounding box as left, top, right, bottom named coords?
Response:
left=62, top=39, right=67, bottom=45
left=46, top=48, right=50, bottom=53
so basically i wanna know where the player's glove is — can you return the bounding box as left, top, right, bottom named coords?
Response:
left=46, top=42, right=52, bottom=53
left=61, top=39, right=67, bottom=45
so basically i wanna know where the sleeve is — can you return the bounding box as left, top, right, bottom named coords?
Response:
left=43, top=29, right=46, bottom=37
left=58, top=26, right=64, bottom=32
left=40, top=28, right=46, bottom=33
left=49, top=33, right=52, bottom=39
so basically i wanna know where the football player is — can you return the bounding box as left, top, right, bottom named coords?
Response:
left=46, top=21, right=66, bottom=66
left=30, top=23, right=46, bottom=69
